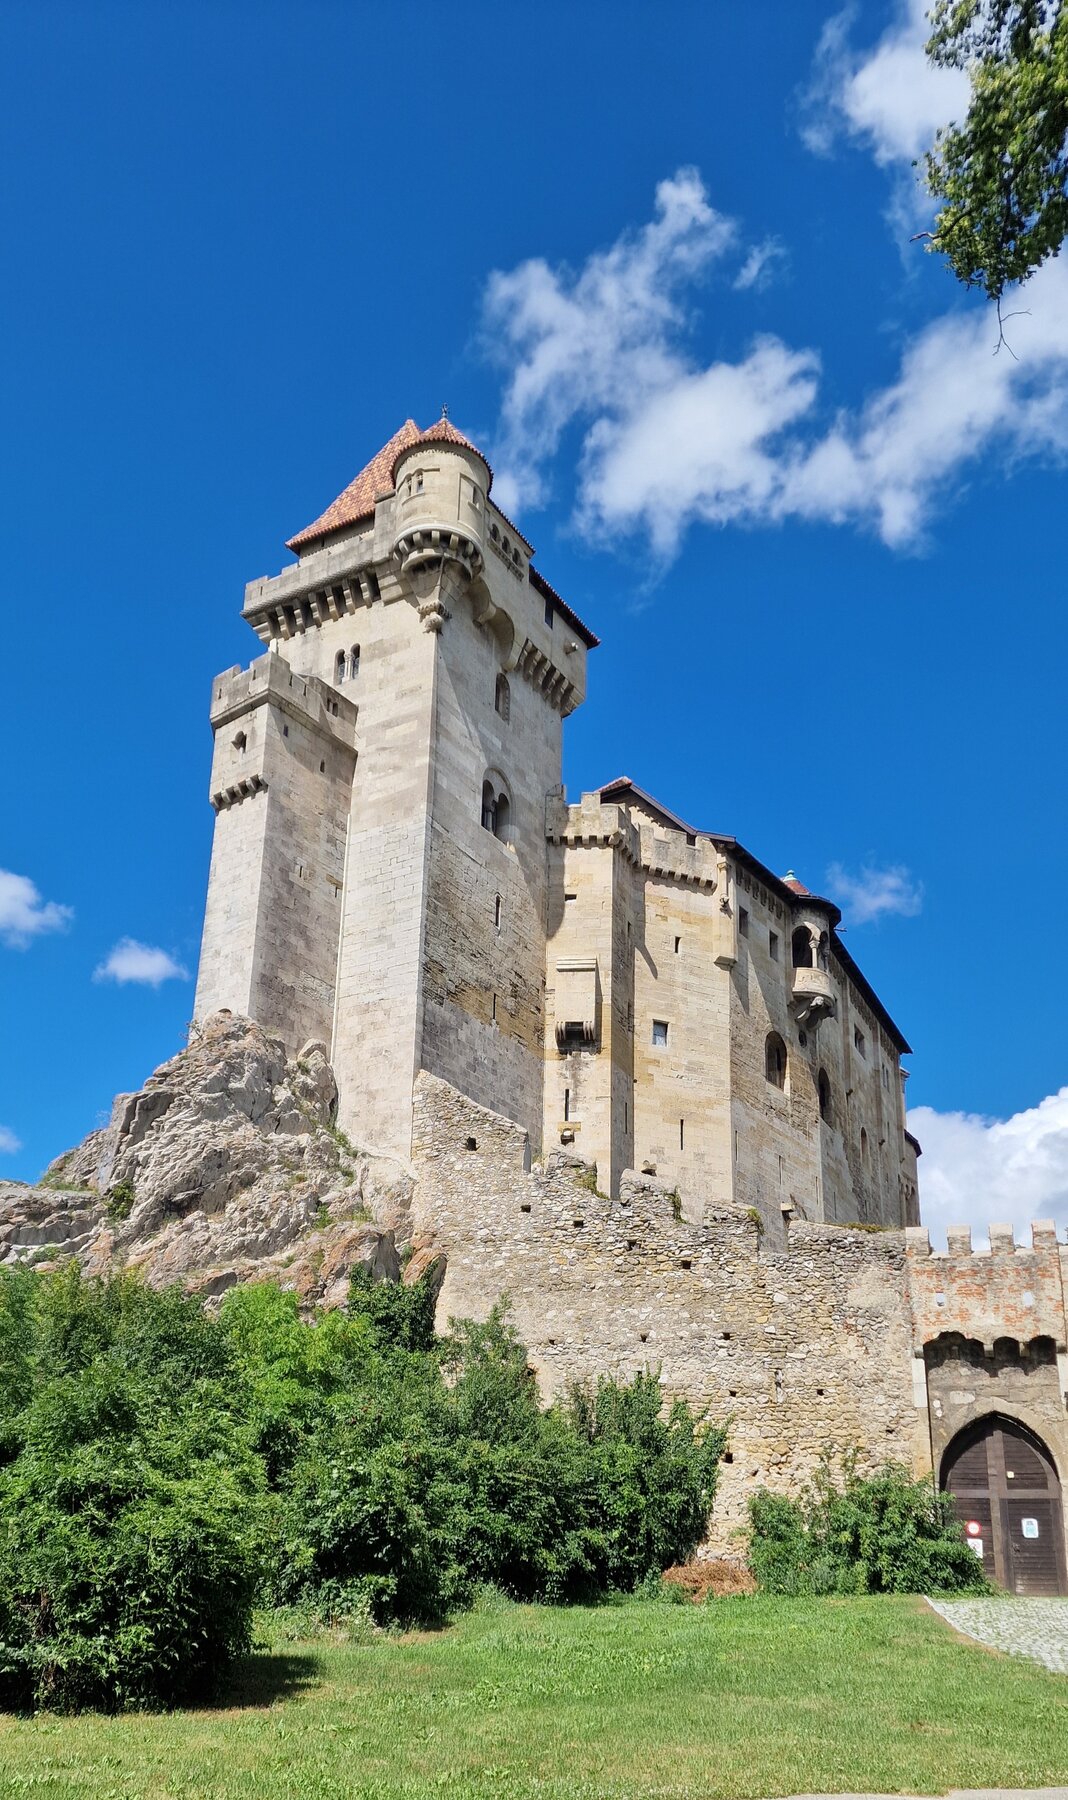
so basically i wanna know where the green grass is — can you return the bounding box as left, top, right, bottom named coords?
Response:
left=2, top=1595, right=1068, bottom=1799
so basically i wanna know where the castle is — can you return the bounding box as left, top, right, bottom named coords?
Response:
left=193, top=416, right=917, bottom=1247
left=191, top=416, right=1068, bottom=1596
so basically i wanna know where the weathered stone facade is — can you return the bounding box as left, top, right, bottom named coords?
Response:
left=179, top=416, right=1067, bottom=1585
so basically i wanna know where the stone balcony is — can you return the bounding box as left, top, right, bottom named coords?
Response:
left=790, top=965, right=837, bottom=1026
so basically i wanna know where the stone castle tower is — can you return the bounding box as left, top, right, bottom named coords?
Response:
left=194, top=417, right=918, bottom=1240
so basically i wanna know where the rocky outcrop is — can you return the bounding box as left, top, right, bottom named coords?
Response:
left=0, top=1013, right=415, bottom=1307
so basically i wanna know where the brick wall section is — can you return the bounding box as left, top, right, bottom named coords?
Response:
left=906, top=1222, right=1068, bottom=1351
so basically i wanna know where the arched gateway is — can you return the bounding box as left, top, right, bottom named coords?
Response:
left=942, top=1415, right=1068, bottom=1595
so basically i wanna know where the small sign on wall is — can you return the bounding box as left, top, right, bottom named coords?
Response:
left=1022, top=1517, right=1040, bottom=1539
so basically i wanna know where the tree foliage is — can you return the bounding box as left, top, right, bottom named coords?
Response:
left=748, top=1452, right=990, bottom=1596
left=923, top=0, right=1068, bottom=301
left=0, top=1265, right=724, bottom=1710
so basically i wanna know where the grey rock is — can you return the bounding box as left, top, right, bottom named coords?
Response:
left=0, top=1012, right=414, bottom=1308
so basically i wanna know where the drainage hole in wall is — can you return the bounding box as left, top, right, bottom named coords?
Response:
left=627, top=1239, right=637, bottom=1251
left=573, top=1218, right=584, bottom=1230
left=680, top=1257, right=692, bottom=1270
left=723, top=1452, right=733, bottom=1463
left=465, top=1137, right=478, bottom=1151
left=639, top=1332, right=649, bottom=1343
left=721, top=1331, right=732, bottom=1341
left=816, top=1387, right=824, bottom=1396
left=520, top=1203, right=531, bottom=1214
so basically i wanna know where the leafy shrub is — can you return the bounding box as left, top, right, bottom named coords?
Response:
left=0, top=1267, right=265, bottom=1711
left=748, top=1453, right=990, bottom=1596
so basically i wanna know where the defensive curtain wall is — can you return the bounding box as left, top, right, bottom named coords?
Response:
left=410, top=1072, right=1068, bottom=1557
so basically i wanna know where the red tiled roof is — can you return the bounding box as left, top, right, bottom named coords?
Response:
left=286, top=417, right=492, bottom=552
left=784, top=876, right=810, bottom=896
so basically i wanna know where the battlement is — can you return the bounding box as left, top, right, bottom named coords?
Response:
left=545, top=790, right=723, bottom=889
left=906, top=1220, right=1066, bottom=1351
left=209, top=654, right=358, bottom=747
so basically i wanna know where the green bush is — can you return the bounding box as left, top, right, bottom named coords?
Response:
left=0, top=1264, right=727, bottom=1706
left=748, top=1453, right=990, bottom=1596
left=0, top=1267, right=264, bottom=1712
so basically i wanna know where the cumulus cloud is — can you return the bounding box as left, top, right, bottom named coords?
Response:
left=826, top=862, right=923, bottom=925
left=801, top=0, right=968, bottom=166
left=911, top=1089, right=1068, bottom=1250
left=93, top=938, right=189, bottom=988
left=0, top=869, right=73, bottom=949
left=486, top=169, right=1068, bottom=559
left=0, top=1126, right=22, bottom=1156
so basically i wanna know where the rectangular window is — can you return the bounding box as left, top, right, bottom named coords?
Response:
left=544, top=597, right=554, bottom=628
left=652, top=1019, right=668, bottom=1047
left=491, top=992, right=497, bottom=1023
left=739, top=907, right=749, bottom=937
left=563, top=1087, right=571, bottom=1122
left=674, top=936, right=681, bottom=954
left=564, top=892, right=577, bottom=904
left=494, top=893, right=502, bottom=931
left=854, top=1026, right=866, bottom=1057
left=679, top=1118, right=685, bottom=1151
left=624, top=1101, right=628, bottom=1133
left=769, top=930, right=779, bottom=960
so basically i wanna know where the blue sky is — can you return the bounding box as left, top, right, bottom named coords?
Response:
left=2, top=0, right=1066, bottom=1238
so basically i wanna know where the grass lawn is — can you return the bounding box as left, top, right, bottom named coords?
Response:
left=2, top=1594, right=1067, bottom=1799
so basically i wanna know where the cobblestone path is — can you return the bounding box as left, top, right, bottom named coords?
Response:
left=928, top=1596, right=1068, bottom=1673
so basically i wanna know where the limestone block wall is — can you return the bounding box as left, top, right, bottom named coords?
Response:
left=194, top=657, right=357, bottom=1053
left=419, top=561, right=565, bottom=1149
left=412, top=1072, right=925, bottom=1549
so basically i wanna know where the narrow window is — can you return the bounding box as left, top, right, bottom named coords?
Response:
left=679, top=1118, right=685, bottom=1152
left=860, top=1126, right=870, bottom=1166
left=349, top=645, right=360, bottom=679
left=817, top=930, right=829, bottom=970
left=769, top=931, right=780, bottom=961
left=674, top=936, right=681, bottom=954
left=544, top=596, right=554, bottom=628
left=564, top=1087, right=571, bottom=1122
left=739, top=907, right=749, bottom=937
left=652, top=1019, right=668, bottom=1048
left=491, top=992, right=497, bottom=1023
left=232, top=730, right=247, bottom=751
left=494, top=673, right=511, bottom=721
left=765, top=1032, right=787, bottom=1090
left=319, top=759, right=326, bottom=773
left=818, top=1068, right=832, bottom=1123
left=624, top=1101, right=628, bottom=1132
left=792, top=926, right=813, bottom=968
left=283, top=724, right=289, bottom=737
left=334, top=650, right=346, bottom=684
left=494, top=893, right=502, bottom=931
left=854, top=1026, right=866, bottom=1058
left=481, top=780, right=498, bottom=835
left=495, top=791, right=511, bottom=841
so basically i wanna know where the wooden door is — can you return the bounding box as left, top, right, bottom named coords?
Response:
left=943, top=1416, right=1067, bottom=1596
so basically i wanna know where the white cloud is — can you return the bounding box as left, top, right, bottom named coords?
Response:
left=485, top=170, right=1068, bottom=559
left=910, top=1089, right=1068, bottom=1250
left=826, top=861, right=923, bottom=925
left=0, top=869, right=73, bottom=949
left=733, top=239, right=787, bottom=292
left=485, top=166, right=736, bottom=512
left=93, top=938, right=189, bottom=988
left=801, top=1, right=969, bottom=167
left=0, top=1126, right=22, bottom=1155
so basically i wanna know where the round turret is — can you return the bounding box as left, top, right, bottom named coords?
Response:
left=391, top=419, right=490, bottom=581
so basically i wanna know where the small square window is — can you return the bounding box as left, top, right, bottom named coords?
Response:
left=652, top=1019, right=669, bottom=1047
left=769, top=931, right=779, bottom=960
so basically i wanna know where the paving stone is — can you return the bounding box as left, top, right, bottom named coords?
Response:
left=928, top=1596, right=1068, bottom=1674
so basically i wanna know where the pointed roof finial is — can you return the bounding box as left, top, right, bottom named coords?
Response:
left=441, top=401, right=449, bottom=420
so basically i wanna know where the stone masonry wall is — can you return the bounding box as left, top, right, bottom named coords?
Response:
left=412, top=1072, right=926, bottom=1549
